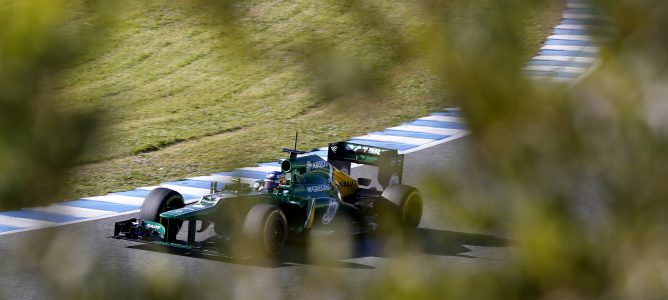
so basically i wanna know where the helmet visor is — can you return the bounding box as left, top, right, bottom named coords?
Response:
left=264, top=179, right=280, bottom=191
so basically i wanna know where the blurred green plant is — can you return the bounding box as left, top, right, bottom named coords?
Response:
left=362, top=0, right=668, bottom=299
left=0, top=0, right=119, bottom=209
left=5, top=0, right=668, bottom=299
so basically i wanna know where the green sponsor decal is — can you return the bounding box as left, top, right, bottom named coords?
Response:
left=142, top=220, right=166, bottom=236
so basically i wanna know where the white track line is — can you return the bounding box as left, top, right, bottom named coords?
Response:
left=352, top=134, right=434, bottom=145
left=82, top=195, right=145, bottom=206
left=555, top=24, right=610, bottom=31
left=524, top=65, right=588, bottom=73
left=541, top=45, right=598, bottom=53
left=400, top=131, right=470, bottom=154
left=388, top=125, right=465, bottom=136
left=0, top=209, right=140, bottom=237
left=156, top=185, right=210, bottom=197
left=563, top=13, right=611, bottom=21
left=0, top=215, right=56, bottom=228
left=239, top=166, right=281, bottom=173
left=187, top=176, right=218, bottom=182
left=548, top=34, right=593, bottom=42
left=25, top=205, right=114, bottom=218
left=418, top=115, right=464, bottom=123
left=298, top=153, right=327, bottom=160
left=532, top=56, right=597, bottom=63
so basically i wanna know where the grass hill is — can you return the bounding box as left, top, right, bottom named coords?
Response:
left=47, top=0, right=563, bottom=199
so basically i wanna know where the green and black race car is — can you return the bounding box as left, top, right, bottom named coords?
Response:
left=113, top=141, right=423, bottom=257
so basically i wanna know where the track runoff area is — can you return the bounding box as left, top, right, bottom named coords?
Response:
left=0, top=0, right=612, bottom=236
left=0, top=109, right=468, bottom=235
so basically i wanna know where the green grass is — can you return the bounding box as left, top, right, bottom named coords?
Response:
left=52, top=0, right=564, bottom=199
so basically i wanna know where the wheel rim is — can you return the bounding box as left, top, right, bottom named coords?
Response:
left=265, top=215, right=285, bottom=253
left=271, top=220, right=284, bottom=246
left=165, top=199, right=181, bottom=211
left=159, top=197, right=183, bottom=225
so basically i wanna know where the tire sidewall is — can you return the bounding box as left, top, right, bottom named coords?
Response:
left=261, top=209, right=288, bottom=255
left=400, top=189, right=422, bottom=229
left=381, top=184, right=423, bottom=230
left=242, top=204, right=287, bottom=257
left=140, top=188, right=185, bottom=241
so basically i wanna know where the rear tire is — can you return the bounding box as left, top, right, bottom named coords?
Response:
left=242, top=204, right=287, bottom=257
left=382, top=184, right=423, bottom=229
left=140, top=188, right=185, bottom=242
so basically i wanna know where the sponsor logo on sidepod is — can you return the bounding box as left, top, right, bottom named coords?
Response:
left=306, top=184, right=330, bottom=193
left=322, top=198, right=339, bottom=224
left=306, top=160, right=329, bottom=172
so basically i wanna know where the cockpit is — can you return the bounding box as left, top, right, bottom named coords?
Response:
left=261, top=171, right=285, bottom=192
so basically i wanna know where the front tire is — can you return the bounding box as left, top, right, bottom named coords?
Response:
left=382, top=184, right=423, bottom=229
left=140, top=188, right=185, bottom=242
left=242, top=204, right=287, bottom=257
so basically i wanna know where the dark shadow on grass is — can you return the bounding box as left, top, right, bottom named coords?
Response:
left=125, top=227, right=509, bottom=269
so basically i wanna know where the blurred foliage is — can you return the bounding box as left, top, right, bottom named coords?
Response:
left=3, top=0, right=668, bottom=299
left=387, top=0, right=668, bottom=299
left=0, top=0, right=117, bottom=209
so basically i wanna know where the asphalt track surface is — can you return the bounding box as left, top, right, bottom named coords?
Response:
left=0, top=136, right=511, bottom=299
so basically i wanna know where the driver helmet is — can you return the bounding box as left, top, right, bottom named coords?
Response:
left=263, top=171, right=285, bottom=192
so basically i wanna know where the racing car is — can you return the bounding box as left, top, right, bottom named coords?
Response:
left=113, top=141, right=423, bottom=257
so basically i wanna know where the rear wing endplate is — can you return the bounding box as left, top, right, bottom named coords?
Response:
left=327, top=141, right=404, bottom=189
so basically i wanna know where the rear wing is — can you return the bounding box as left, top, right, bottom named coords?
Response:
left=327, top=141, right=404, bottom=189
